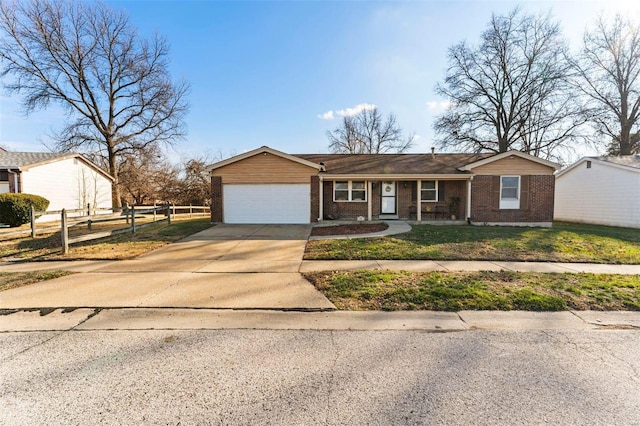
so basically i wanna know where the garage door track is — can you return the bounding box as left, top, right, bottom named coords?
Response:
left=0, top=225, right=335, bottom=311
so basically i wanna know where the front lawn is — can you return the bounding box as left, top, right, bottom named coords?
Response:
left=304, top=222, right=640, bottom=264
left=304, top=270, right=640, bottom=311
left=0, top=217, right=213, bottom=261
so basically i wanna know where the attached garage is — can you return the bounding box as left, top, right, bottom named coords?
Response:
left=223, top=184, right=310, bottom=224
left=209, top=146, right=322, bottom=224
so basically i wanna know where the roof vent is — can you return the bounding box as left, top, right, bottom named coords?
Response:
left=431, top=147, right=435, bottom=158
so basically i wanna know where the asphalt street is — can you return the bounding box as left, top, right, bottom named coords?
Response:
left=1, top=328, right=639, bottom=425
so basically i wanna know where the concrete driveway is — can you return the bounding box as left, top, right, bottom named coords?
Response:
left=0, top=224, right=335, bottom=311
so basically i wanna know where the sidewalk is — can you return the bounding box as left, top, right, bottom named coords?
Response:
left=1, top=308, right=639, bottom=332
left=300, top=260, right=640, bottom=274
left=2, top=259, right=640, bottom=274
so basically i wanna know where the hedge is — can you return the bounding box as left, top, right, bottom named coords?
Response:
left=0, top=193, right=50, bottom=227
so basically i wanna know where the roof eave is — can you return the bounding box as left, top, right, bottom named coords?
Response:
left=320, top=173, right=473, bottom=180
left=208, top=146, right=322, bottom=172
left=459, top=150, right=561, bottom=171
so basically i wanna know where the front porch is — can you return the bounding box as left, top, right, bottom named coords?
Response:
left=318, top=178, right=472, bottom=222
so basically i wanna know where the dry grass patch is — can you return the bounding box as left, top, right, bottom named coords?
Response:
left=0, top=270, right=73, bottom=292
left=0, top=217, right=213, bottom=261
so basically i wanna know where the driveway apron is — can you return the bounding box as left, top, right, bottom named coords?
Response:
left=0, top=224, right=335, bottom=311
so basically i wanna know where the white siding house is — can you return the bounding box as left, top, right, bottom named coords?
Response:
left=555, top=156, right=640, bottom=228
left=0, top=151, right=113, bottom=220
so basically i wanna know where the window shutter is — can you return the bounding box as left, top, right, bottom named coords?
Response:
left=520, top=175, right=529, bottom=210
left=411, top=181, right=417, bottom=201
left=438, top=181, right=445, bottom=202
left=492, top=176, right=501, bottom=209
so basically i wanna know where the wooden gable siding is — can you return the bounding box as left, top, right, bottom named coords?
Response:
left=472, top=156, right=555, bottom=175
left=212, top=152, right=318, bottom=184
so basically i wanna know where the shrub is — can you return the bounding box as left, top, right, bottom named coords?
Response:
left=0, top=193, right=50, bottom=227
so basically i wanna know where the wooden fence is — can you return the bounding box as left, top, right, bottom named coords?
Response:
left=0, top=203, right=210, bottom=254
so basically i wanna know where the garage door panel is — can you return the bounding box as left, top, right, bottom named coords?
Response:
left=224, top=184, right=310, bottom=224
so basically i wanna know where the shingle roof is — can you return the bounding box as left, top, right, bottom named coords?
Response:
left=592, top=155, right=640, bottom=170
left=0, top=151, right=69, bottom=169
left=294, top=153, right=493, bottom=175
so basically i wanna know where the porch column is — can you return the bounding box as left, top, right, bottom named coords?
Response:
left=367, top=181, right=372, bottom=221
left=417, top=179, right=422, bottom=222
left=319, top=176, right=324, bottom=222
left=466, top=178, right=472, bottom=220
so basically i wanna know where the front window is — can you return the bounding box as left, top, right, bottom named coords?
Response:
left=500, top=176, right=520, bottom=209
left=0, top=171, right=8, bottom=182
left=334, top=181, right=367, bottom=202
left=421, top=180, right=438, bottom=202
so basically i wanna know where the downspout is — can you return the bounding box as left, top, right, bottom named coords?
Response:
left=417, top=179, right=422, bottom=222
left=318, top=175, right=324, bottom=222
left=367, top=181, right=372, bottom=222
left=466, top=177, right=473, bottom=222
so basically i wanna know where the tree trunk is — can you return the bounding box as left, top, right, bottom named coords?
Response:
left=619, top=122, right=632, bottom=155
left=107, top=140, right=122, bottom=208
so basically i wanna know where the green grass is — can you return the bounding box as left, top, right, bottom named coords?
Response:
left=305, top=222, right=640, bottom=264
left=304, top=270, right=640, bottom=311
left=0, top=217, right=213, bottom=261
left=0, top=270, right=73, bottom=292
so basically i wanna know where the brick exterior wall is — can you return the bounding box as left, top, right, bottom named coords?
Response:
left=470, top=175, right=554, bottom=223
left=210, top=176, right=223, bottom=222
left=321, top=180, right=468, bottom=221
left=310, top=176, right=320, bottom=223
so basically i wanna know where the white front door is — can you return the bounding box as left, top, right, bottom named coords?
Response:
left=381, top=181, right=396, bottom=214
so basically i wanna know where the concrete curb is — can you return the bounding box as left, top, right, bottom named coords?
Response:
left=2, top=308, right=639, bottom=332
left=308, top=221, right=412, bottom=241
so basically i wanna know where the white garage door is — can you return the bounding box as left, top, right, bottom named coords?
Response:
left=223, top=184, right=310, bottom=224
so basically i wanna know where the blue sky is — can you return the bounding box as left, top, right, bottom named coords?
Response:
left=1, top=0, right=638, bottom=162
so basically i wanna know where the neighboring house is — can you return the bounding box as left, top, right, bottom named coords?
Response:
left=0, top=151, right=113, bottom=217
left=209, top=146, right=559, bottom=226
left=555, top=156, right=640, bottom=228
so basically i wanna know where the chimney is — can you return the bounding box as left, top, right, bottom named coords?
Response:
left=431, top=147, right=435, bottom=158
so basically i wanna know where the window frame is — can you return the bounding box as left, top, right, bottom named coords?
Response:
left=333, top=180, right=367, bottom=202
left=499, top=175, right=520, bottom=209
left=420, top=180, right=438, bottom=202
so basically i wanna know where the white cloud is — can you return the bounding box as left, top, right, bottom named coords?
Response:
left=317, top=110, right=335, bottom=120
left=426, top=100, right=453, bottom=111
left=317, top=103, right=377, bottom=120
left=336, top=103, right=377, bottom=117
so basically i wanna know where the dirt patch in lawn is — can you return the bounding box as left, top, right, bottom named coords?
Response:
left=311, top=223, right=388, bottom=237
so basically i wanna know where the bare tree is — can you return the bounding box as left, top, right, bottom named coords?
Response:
left=327, top=107, right=415, bottom=154
left=117, top=145, right=178, bottom=206
left=0, top=0, right=189, bottom=206
left=571, top=14, right=640, bottom=155
left=434, top=8, right=584, bottom=159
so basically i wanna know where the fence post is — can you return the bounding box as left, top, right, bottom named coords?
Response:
left=88, top=219, right=92, bottom=231
left=131, top=205, right=136, bottom=234
left=189, top=203, right=193, bottom=218
left=166, top=202, right=171, bottom=225
left=153, top=201, right=157, bottom=222
left=125, top=203, right=130, bottom=224
left=30, top=205, right=36, bottom=239
left=61, top=209, right=69, bottom=255
left=172, top=202, right=175, bottom=220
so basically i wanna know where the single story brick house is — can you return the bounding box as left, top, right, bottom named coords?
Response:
left=0, top=151, right=113, bottom=217
left=209, top=146, right=560, bottom=226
